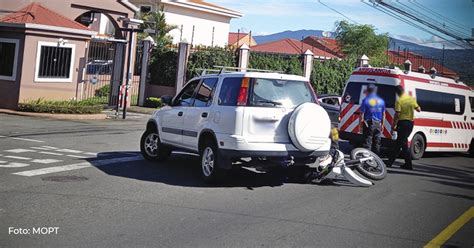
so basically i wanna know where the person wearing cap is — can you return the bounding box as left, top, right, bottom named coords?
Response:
left=359, top=84, right=385, bottom=155
left=387, top=85, right=421, bottom=170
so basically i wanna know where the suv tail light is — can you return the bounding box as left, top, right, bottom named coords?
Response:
left=237, top=77, right=250, bottom=106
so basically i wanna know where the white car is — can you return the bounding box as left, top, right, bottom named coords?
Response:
left=140, top=71, right=332, bottom=183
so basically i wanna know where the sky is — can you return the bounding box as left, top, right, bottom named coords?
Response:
left=211, top=0, right=473, bottom=49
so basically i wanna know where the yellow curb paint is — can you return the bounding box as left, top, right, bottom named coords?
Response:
left=424, top=206, right=474, bottom=248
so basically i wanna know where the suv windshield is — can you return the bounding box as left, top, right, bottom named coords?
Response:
left=249, top=78, right=315, bottom=108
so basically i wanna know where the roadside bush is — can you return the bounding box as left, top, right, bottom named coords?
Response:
left=148, top=48, right=179, bottom=87
left=311, top=58, right=355, bottom=95
left=249, top=52, right=303, bottom=75
left=95, top=85, right=110, bottom=97
left=144, top=97, right=163, bottom=108
left=18, top=99, right=104, bottom=114
left=187, top=46, right=237, bottom=81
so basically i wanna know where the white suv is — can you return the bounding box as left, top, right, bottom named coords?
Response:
left=140, top=71, right=332, bottom=183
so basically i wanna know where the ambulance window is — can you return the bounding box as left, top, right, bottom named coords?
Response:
left=470, top=97, right=474, bottom=112
left=343, top=82, right=362, bottom=104
left=416, top=89, right=465, bottom=115
left=343, top=82, right=396, bottom=107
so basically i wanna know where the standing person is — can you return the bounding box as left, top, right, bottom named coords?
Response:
left=359, top=84, right=385, bottom=155
left=387, top=85, right=421, bottom=170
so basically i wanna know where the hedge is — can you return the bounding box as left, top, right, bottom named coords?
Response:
left=144, top=97, right=163, bottom=108
left=187, top=46, right=237, bottom=81
left=18, top=99, right=104, bottom=114
left=310, top=58, right=355, bottom=95
left=249, top=52, right=303, bottom=75
left=148, top=48, right=178, bottom=86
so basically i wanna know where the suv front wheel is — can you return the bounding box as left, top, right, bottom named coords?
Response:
left=140, top=129, right=171, bottom=162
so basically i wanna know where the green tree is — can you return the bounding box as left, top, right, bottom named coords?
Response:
left=138, top=6, right=177, bottom=48
left=336, top=20, right=389, bottom=66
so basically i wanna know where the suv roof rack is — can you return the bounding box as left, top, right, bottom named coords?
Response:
left=197, top=66, right=284, bottom=76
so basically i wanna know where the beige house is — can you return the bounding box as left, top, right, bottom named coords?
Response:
left=130, top=0, right=242, bottom=46
left=228, top=32, right=257, bottom=48
left=0, top=0, right=138, bottom=109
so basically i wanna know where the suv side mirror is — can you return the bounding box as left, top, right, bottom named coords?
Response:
left=161, top=95, right=173, bottom=106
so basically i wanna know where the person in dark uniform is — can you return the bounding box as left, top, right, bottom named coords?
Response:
left=359, top=84, right=385, bottom=155
left=387, top=85, right=421, bottom=170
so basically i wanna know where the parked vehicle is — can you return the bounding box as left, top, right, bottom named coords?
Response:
left=318, top=94, right=342, bottom=107
left=339, top=67, right=474, bottom=159
left=140, top=69, right=333, bottom=183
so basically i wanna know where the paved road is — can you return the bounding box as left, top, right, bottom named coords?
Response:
left=0, top=113, right=473, bottom=247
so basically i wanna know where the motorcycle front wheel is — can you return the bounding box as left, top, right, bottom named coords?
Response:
left=350, top=148, right=387, bottom=181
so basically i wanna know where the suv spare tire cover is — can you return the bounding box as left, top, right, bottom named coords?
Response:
left=288, top=103, right=331, bottom=152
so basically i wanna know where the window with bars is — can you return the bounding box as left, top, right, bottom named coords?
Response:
left=0, top=38, right=19, bottom=81
left=35, top=42, right=75, bottom=82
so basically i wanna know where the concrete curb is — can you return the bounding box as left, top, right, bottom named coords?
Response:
left=0, top=109, right=107, bottom=120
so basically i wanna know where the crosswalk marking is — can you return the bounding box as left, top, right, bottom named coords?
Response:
left=0, top=160, right=6, bottom=163
left=31, top=147, right=52, bottom=151
left=10, top=137, right=44, bottom=143
left=13, top=156, right=142, bottom=177
left=56, top=149, right=83, bottom=154
left=0, top=162, right=30, bottom=168
left=84, top=152, right=98, bottom=156
left=31, top=159, right=62, bottom=164
left=39, top=151, right=63, bottom=156
left=4, top=155, right=31, bottom=160
left=67, top=155, right=89, bottom=159
left=4, top=149, right=36, bottom=153
left=41, top=146, right=59, bottom=150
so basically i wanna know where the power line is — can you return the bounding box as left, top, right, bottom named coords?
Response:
left=367, top=0, right=473, bottom=48
left=317, top=0, right=359, bottom=24
left=362, top=1, right=466, bottom=48
left=410, top=0, right=470, bottom=31
left=395, top=0, right=470, bottom=38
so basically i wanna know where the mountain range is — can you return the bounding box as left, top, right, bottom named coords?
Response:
left=254, top=30, right=473, bottom=85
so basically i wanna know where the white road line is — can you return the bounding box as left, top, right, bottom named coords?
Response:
left=13, top=156, right=142, bottom=177
left=39, top=151, right=63, bottom=156
left=0, top=160, right=6, bottom=163
left=10, top=137, right=44, bottom=143
left=4, top=148, right=36, bottom=153
left=0, top=162, right=30, bottom=168
left=30, top=147, right=52, bottom=150
left=67, top=155, right=89, bottom=159
left=31, top=159, right=63, bottom=164
left=83, top=152, right=98, bottom=156
left=41, top=146, right=58, bottom=150
left=56, top=149, right=83, bottom=154
left=4, top=155, right=31, bottom=160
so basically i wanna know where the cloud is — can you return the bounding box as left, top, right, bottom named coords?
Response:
left=393, top=34, right=466, bottom=49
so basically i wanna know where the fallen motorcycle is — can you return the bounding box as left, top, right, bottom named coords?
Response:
left=308, top=147, right=387, bottom=187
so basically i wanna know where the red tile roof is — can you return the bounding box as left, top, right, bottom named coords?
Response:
left=251, top=38, right=339, bottom=58
left=0, top=3, right=90, bottom=31
left=302, top=36, right=343, bottom=57
left=387, top=50, right=458, bottom=77
left=228, top=32, right=248, bottom=45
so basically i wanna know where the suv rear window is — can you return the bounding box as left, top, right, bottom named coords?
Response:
left=218, top=77, right=242, bottom=106
left=249, top=78, right=315, bottom=107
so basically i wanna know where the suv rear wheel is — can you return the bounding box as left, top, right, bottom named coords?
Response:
left=200, top=140, right=227, bottom=184
left=140, top=129, right=171, bottom=162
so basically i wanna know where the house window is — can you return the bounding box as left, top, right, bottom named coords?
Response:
left=0, top=38, right=20, bottom=81
left=35, top=41, right=75, bottom=82
left=139, top=5, right=152, bottom=13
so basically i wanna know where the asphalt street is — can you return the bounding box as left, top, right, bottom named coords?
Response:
left=0, top=113, right=473, bottom=247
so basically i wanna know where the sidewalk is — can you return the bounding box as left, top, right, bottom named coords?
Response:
left=0, top=109, right=107, bottom=120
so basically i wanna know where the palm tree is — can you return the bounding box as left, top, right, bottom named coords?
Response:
left=138, top=5, right=177, bottom=48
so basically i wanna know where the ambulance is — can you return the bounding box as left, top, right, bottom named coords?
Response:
left=338, top=66, right=474, bottom=159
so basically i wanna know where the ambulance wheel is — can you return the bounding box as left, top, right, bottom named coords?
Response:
left=469, top=139, right=474, bottom=158
left=410, top=133, right=425, bottom=160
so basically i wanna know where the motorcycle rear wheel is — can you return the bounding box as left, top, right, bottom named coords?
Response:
left=350, top=148, right=387, bottom=181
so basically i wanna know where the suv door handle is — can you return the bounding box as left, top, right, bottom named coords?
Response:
left=201, top=112, right=208, bottom=118
left=178, top=111, right=183, bottom=117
